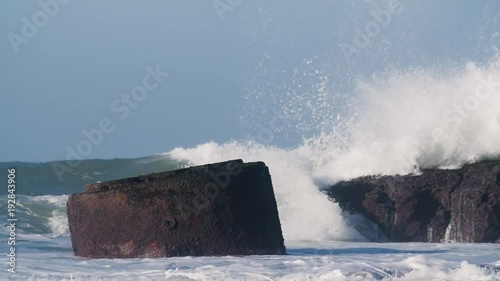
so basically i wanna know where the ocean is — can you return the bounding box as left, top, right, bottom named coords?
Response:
left=1, top=155, right=500, bottom=280
left=2, top=56, right=500, bottom=280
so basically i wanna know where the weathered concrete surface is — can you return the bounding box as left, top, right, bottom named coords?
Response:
left=325, top=160, right=500, bottom=243
left=67, top=160, right=286, bottom=258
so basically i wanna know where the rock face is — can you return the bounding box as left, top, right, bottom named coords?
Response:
left=67, top=160, right=286, bottom=258
left=325, top=160, right=500, bottom=243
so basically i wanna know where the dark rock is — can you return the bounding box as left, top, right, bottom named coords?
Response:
left=67, top=159, right=286, bottom=258
left=325, top=160, right=500, bottom=243
left=448, top=162, right=500, bottom=242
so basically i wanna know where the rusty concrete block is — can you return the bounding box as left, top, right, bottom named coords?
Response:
left=66, top=159, right=286, bottom=258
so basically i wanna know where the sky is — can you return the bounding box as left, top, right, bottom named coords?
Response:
left=1, top=0, right=499, bottom=162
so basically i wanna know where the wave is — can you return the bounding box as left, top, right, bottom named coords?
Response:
left=0, top=195, right=68, bottom=236
left=2, top=57, right=500, bottom=242
left=0, top=155, right=183, bottom=196
left=169, top=56, right=500, bottom=242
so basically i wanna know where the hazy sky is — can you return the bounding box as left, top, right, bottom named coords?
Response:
left=1, top=0, right=499, bottom=162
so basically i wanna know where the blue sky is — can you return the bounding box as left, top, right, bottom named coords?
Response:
left=1, top=0, right=499, bottom=162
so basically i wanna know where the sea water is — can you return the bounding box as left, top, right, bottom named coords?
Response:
left=1, top=56, right=500, bottom=281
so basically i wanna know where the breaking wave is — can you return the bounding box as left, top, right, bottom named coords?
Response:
left=2, top=57, right=500, bottom=243
left=169, top=56, right=500, bottom=241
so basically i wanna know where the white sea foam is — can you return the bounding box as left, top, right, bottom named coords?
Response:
left=4, top=240, right=499, bottom=281
left=47, top=209, right=70, bottom=237
left=170, top=141, right=365, bottom=242
left=31, top=195, right=69, bottom=208
left=9, top=195, right=72, bottom=237
left=30, top=195, right=70, bottom=236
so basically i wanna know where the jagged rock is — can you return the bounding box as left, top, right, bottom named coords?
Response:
left=67, top=160, right=286, bottom=258
left=325, top=160, right=500, bottom=243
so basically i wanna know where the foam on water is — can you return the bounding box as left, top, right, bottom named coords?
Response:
left=170, top=141, right=365, bottom=242
left=3, top=240, right=499, bottom=281
left=0, top=195, right=70, bottom=237
left=31, top=195, right=69, bottom=208
left=47, top=209, right=70, bottom=237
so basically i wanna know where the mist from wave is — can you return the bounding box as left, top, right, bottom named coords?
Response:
left=169, top=56, right=500, bottom=242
